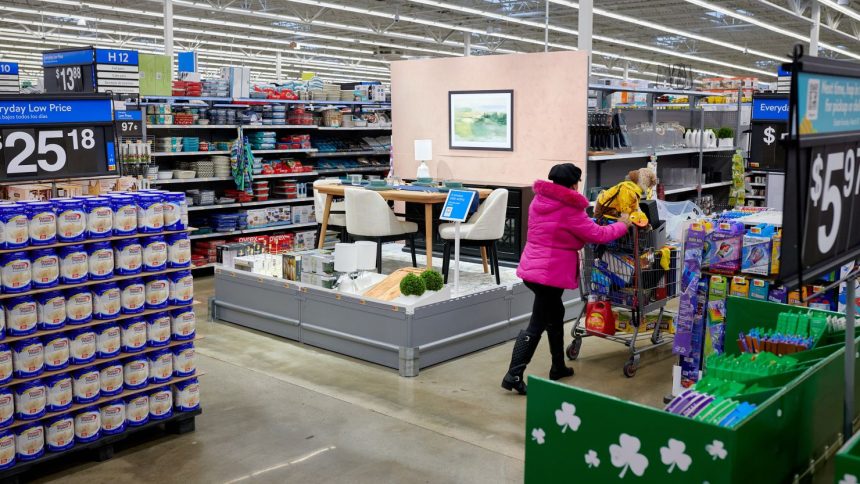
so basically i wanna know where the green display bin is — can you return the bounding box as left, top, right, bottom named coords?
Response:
left=139, top=53, right=172, bottom=96
left=525, top=297, right=859, bottom=483
left=835, top=431, right=860, bottom=484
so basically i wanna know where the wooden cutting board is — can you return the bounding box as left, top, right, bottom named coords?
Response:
left=363, top=267, right=425, bottom=301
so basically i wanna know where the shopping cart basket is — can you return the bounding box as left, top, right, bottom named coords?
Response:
left=567, top=224, right=678, bottom=377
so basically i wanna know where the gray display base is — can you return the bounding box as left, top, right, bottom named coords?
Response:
left=212, top=267, right=581, bottom=376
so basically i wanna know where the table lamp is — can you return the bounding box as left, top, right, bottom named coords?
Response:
left=334, top=243, right=359, bottom=293
left=354, top=241, right=378, bottom=289
left=414, top=139, right=432, bottom=180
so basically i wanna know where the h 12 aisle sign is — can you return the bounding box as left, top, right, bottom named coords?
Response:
left=781, top=54, right=860, bottom=289
left=0, top=94, right=117, bottom=182
left=42, top=47, right=139, bottom=95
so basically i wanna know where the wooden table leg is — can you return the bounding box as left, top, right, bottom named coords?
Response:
left=480, top=247, right=489, bottom=273
left=424, top=204, right=433, bottom=268
left=318, top=194, right=333, bottom=250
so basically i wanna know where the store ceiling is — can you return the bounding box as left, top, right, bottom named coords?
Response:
left=0, top=0, right=858, bottom=85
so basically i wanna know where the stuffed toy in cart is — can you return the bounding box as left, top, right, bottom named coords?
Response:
left=593, top=168, right=658, bottom=227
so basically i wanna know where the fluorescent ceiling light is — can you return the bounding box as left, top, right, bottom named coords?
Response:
left=818, top=0, right=860, bottom=23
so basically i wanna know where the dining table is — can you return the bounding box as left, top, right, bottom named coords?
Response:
left=314, top=184, right=492, bottom=268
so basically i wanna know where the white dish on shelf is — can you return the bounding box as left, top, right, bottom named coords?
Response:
left=156, top=171, right=174, bottom=180
left=174, top=170, right=197, bottom=179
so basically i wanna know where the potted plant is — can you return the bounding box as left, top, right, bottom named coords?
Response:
left=398, top=273, right=427, bottom=304
left=717, top=127, right=735, bottom=148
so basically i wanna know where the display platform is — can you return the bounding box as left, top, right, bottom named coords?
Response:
left=210, top=252, right=580, bottom=376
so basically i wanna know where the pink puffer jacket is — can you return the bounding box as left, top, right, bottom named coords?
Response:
left=517, top=180, right=629, bottom=289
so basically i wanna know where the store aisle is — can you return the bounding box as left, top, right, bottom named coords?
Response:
left=34, top=275, right=675, bottom=483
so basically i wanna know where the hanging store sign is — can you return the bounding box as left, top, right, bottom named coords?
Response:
left=0, top=94, right=117, bottom=182
left=781, top=52, right=860, bottom=289
left=749, top=95, right=789, bottom=170
left=42, top=48, right=140, bottom=95
left=0, top=62, right=19, bottom=94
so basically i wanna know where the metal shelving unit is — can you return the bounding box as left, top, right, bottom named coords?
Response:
left=188, top=197, right=313, bottom=212
left=189, top=222, right=317, bottom=240
left=307, top=150, right=388, bottom=158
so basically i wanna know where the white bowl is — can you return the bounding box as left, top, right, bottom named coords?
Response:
left=156, top=171, right=174, bottom=180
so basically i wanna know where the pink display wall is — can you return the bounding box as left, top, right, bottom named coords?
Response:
left=390, top=51, right=589, bottom=185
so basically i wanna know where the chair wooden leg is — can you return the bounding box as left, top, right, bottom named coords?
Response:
left=492, top=242, right=501, bottom=285
left=442, top=241, right=450, bottom=283
left=409, top=234, right=417, bottom=268
left=315, top=223, right=323, bottom=247
left=376, top=239, right=383, bottom=274
left=480, top=247, right=489, bottom=274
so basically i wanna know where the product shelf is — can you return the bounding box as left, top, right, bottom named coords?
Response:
left=587, top=147, right=736, bottom=162
left=307, top=150, right=389, bottom=158
left=188, top=222, right=317, bottom=240
left=5, top=372, right=204, bottom=431
left=151, top=151, right=232, bottom=157
left=0, top=267, right=191, bottom=301
left=5, top=336, right=202, bottom=387
left=188, top=198, right=313, bottom=212
left=3, top=303, right=198, bottom=344
left=250, top=148, right=318, bottom=154
left=242, top=125, right=319, bottom=130
left=663, top=181, right=733, bottom=195
left=253, top=172, right=319, bottom=179
left=146, top=125, right=238, bottom=130
left=152, top=177, right=235, bottom=185
left=316, top=126, right=392, bottom=131
left=0, top=228, right=195, bottom=256
left=316, top=166, right=389, bottom=174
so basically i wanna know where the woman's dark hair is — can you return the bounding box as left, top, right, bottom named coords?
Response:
left=548, top=163, right=582, bottom=187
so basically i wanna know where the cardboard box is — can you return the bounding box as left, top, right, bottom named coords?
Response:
left=5, top=184, right=53, bottom=201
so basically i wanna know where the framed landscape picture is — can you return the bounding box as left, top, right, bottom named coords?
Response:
left=449, top=90, right=514, bottom=151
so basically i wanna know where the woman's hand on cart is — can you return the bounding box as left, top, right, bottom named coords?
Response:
left=618, top=212, right=633, bottom=228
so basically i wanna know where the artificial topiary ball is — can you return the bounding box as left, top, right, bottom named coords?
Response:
left=400, top=273, right=426, bottom=296
left=421, top=270, right=444, bottom=291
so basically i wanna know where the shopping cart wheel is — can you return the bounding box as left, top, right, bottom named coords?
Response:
left=623, top=356, right=639, bottom=378
left=566, top=336, right=583, bottom=361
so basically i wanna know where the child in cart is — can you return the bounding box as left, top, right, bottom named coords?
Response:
left=502, top=164, right=632, bottom=395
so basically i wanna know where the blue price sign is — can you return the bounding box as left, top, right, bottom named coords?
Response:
left=95, top=49, right=138, bottom=66
left=0, top=99, right=112, bottom=125
left=0, top=63, right=18, bottom=76
left=115, top=110, right=142, bottom=122
left=440, top=189, right=477, bottom=223
left=42, top=49, right=94, bottom=67
left=752, top=97, right=789, bottom=121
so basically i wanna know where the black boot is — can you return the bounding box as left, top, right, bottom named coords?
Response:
left=548, top=324, right=574, bottom=380
left=501, top=330, right=541, bottom=395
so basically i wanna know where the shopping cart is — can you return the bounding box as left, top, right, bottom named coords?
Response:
left=567, top=224, right=678, bottom=377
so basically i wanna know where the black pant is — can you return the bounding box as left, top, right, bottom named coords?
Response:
left=524, top=281, right=565, bottom=335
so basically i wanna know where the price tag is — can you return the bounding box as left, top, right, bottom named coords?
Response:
left=781, top=57, right=860, bottom=288
left=0, top=96, right=117, bottom=182
left=115, top=110, right=143, bottom=138
left=42, top=48, right=96, bottom=94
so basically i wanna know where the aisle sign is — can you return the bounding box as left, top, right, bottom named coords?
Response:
left=0, top=95, right=117, bottom=182
left=115, top=110, right=142, bottom=138
left=0, top=62, right=19, bottom=94
left=42, top=49, right=95, bottom=94
left=781, top=55, right=860, bottom=288
left=95, top=49, right=138, bottom=66
left=439, top=189, right=477, bottom=222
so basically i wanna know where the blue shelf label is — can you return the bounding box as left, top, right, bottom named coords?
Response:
left=115, top=110, right=142, bottom=121
left=797, top=71, right=860, bottom=136
left=752, top=97, right=789, bottom=121
left=777, top=65, right=791, bottom=77
left=106, top=141, right=117, bottom=171
left=42, top=49, right=94, bottom=67
left=440, top=189, right=477, bottom=223
left=95, top=49, right=138, bottom=66
left=0, top=62, right=18, bottom=76
left=0, top=99, right=113, bottom=125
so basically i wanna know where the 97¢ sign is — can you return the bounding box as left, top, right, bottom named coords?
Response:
left=0, top=96, right=116, bottom=182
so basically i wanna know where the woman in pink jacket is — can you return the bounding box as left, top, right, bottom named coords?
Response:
left=502, top=163, right=631, bottom=395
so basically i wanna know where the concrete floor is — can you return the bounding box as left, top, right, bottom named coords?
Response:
left=35, top=275, right=678, bottom=484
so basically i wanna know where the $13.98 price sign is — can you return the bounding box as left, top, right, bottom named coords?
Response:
left=0, top=96, right=116, bottom=182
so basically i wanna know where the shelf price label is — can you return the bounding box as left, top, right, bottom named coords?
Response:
left=0, top=97, right=117, bottom=182
left=115, top=110, right=143, bottom=138
left=781, top=57, right=860, bottom=288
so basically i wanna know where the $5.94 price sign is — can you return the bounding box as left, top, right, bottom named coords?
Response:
left=781, top=58, right=860, bottom=288
left=0, top=96, right=117, bottom=182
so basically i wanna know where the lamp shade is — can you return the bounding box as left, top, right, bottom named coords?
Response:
left=414, top=139, right=432, bottom=162
left=354, top=241, right=377, bottom=271
left=334, top=243, right=358, bottom=273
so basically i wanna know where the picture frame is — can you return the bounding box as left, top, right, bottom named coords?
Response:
left=448, top=89, right=514, bottom=151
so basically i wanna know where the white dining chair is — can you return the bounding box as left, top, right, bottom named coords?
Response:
left=439, top=188, right=509, bottom=285
left=344, top=188, right=419, bottom=273
left=313, top=178, right=347, bottom=243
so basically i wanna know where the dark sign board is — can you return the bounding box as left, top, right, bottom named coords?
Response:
left=0, top=94, right=117, bottom=182
left=780, top=53, right=860, bottom=289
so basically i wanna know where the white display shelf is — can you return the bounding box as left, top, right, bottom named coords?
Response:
left=254, top=172, right=319, bottom=179
left=316, top=166, right=388, bottom=174
left=588, top=146, right=736, bottom=161
left=153, top=176, right=234, bottom=184
left=243, top=125, right=318, bottom=129
left=251, top=148, right=318, bottom=154
left=151, top=150, right=231, bottom=157
left=189, top=222, right=317, bottom=240
left=663, top=181, right=733, bottom=195
left=146, top=125, right=237, bottom=129
left=307, top=150, right=389, bottom=158
left=748, top=183, right=767, bottom=187
left=188, top=198, right=313, bottom=212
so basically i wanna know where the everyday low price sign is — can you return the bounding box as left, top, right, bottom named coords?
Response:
left=781, top=55, right=860, bottom=288
left=0, top=95, right=117, bottom=182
